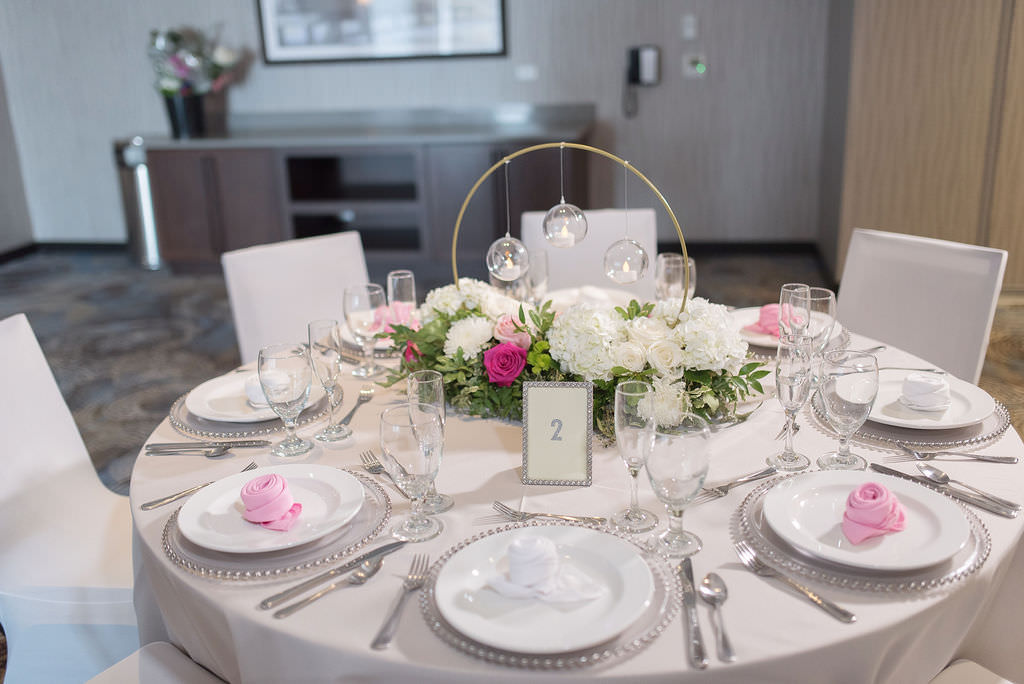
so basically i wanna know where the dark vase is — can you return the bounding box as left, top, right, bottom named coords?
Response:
left=163, top=94, right=206, bottom=139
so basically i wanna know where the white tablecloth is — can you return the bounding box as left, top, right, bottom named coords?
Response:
left=130, top=335, right=1024, bottom=683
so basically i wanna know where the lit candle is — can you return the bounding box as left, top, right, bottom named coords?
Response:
left=499, top=255, right=521, bottom=281
left=616, top=260, right=639, bottom=283
left=549, top=223, right=576, bottom=248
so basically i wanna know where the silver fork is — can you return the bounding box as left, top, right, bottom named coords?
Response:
left=140, top=461, right=258, bottom=510
left=492, top=500, right=606, bottom=525
left=733, top=541, right=856, bottom=623
left=690, top=466, right=778, bottom=506
left=359, top=451, right=410, bottom=499
left=370, top=554, right=430, bottom=650
left=884, top=444, right=1018, bottom=465
left=338, top=385, right=375, bottom=425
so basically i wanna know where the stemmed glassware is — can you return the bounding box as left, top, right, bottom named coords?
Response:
left=306, top=319, right=351, bottom=443
left=655, top=253, right=697, bottom=301
left=610, top=381, right=659, bottom=533
left=778, top=283, right=811, bottom=338
left=378, top=403, right=445, bottom=542
left=793, top=286, right=837, bottom=378
left=258, top=343, right=314, bottom=458
left=343, top=283, right=386, bottom=378
left=386, top=270, right=417, bottom=327
left=645, top=414, right=711, bottom=557
left=767, top=334, right=812, bottom=471
left=527, top=249, right=549, bottom=305
left=407, top=369, right=454, bottom=513
left=817, top=350, right=879, bottom=471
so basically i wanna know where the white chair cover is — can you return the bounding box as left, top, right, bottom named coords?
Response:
left=837, top=229, right=1006, bottom=383
left=0, top=313, right=137, bottom=683
left=86, top=641, right=224, bottom=683
left=521, top=208, right=658, bottom=301
left=221, top=232, right=370, bottom=364
left=930, top=659, right=1014, bottom=684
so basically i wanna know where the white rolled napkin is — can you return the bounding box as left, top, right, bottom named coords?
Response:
left=244, top=373, right=273, bottom=408
left=486, top=536, right=606, bottom=603
left=899, top=372, right=951, bottom=411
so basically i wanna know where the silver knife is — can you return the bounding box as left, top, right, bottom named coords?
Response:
left=259, top=541, right=407, bottom=609
left=146, top=440, right=271, bottom=450
left=702, top=466, right=778, bottom=497
left=869, top=463, right=1019, bottom=518
left=679, top=558, right=708, bottom=670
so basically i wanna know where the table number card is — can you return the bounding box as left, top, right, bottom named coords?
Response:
left=521, top=381, right=593, bottom=486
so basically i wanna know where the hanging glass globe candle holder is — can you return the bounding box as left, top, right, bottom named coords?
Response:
left=604, top=238, right=649, bottom=284
left=543, top=143, right=587, bottom=248
left=486, top=235, right=530, bottom=282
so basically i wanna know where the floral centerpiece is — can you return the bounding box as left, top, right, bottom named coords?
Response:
left=383, top=278, right=768, bottom=437
left=148, top=27, right=239, bottom=97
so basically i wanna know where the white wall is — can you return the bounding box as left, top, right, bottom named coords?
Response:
left=0, top=0, right=827, bottom=245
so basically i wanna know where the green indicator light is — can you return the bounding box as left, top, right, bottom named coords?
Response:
left=695, top=63, right=706, bottom=74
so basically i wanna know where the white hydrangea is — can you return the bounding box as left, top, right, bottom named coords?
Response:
left=547, top=305, right=625, bottom=381
left=443, top=316, right=494, bottom=358
left=419, top=278, right=530, bottom=325
left=421, top=283, right=464, bottom=322
left=670, top=297, right=748, bottom=373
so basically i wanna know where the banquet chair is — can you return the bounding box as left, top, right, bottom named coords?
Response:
left=222, top=231, right=369, bottom=364
left=0, top=313, right=137, bottom=683
left=522, top=208, right=658, bottom=301
left=837, top=228, right=1007, bottom=383
left=86, top=641, right=224, bottom=683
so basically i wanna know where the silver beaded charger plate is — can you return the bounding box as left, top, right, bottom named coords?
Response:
left=168, top=392, right=329, bottom=439
left=419, top=520, right=680, bottom=671
left=809, top=392, right=1011, bottom=452
left=732, top=475, right=990, bottom=593
left=161, top=469, right=390, bottom=581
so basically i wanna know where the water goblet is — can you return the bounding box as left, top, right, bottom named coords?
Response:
left=386, top=269, right=418, bottom=328
left=610, top=381, right=659, bottom=533
left=407, top=369, right=454, bottom=513
left=655, top=253, right=697, bottom=301
left=778, top=283, right=811, bottom=338
left=343, top=283, right=386, bottom=378
left=767, top=334, right=812, bottom=471
left=378, top=403, right=444, bottom=542
left=646, top=414, right=712, bottom=557
left=307, top=319, right=351, bottom=442
left=817, top=350, right=879, bottom=471
left=258, top=343, right=314, bottom=458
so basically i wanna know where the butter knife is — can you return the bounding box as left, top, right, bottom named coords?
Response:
left=259, top=541, right=407, bottom=610
left=679, top=558, right=708, bottom=670
left=869, top=463, right=1019, bottom=518
left=702, top=466, right=778, bottom=497
left=146, top=440, right=271, bottom=451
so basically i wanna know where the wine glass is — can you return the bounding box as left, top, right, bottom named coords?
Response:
left=386, top=269, right=417, bottom=328
left=655, top=253, right=697, bottom=301
left=307, top=319, right=350, bottom=442
left=407, top=369, right=454, bottom=513
left=343, top=283, right=386, bottom=378
left=645, top=414, right=711, bottom=557
left=817, top=350, right=879, bottom=471
left=258, top=343, right=313, bottom=458
left=767, top=334, right=812, bottom=472
left=378, top=403, right=444, bottom=542
left=778, top=283, right=811, bottom=338
left=610, top=381, right=659, bottom=533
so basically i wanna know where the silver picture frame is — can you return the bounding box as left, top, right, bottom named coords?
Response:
left=521, top=381, right=593, bottom=487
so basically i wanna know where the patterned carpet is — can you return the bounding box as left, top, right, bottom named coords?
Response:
left=0, top=245, right=1020, bottom=677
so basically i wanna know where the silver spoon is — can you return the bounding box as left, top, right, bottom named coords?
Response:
left=338, top=385, right=375, bottom=426
left=916, top=463, right=1022, bottom=511
left=273, top=556, right=384, bottom=618
left=698, top=572, right=736, bottom=662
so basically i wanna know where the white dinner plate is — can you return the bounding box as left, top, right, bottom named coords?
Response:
left=185, top=372, right=324, bottom=424
left=544, top=287, right=637, bottom=313
left=339, top=323, right=395, bottom=351
left=177, top=464, right=365, bottom=554
left=762, top=470, right=970, bottom=572
left=434, top=526, right=654, bottom=654
left=868, top=369, right=996, bottom=430
left=731, top=306, right=843, bottom=349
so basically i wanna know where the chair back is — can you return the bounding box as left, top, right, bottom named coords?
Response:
left=222, top=232, right=369, bottom=363
left=522, top=208, right=658, bottom=300
left=837, top=228, right=1006, bottom=383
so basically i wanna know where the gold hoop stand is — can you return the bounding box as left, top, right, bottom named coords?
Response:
left=449, top=142, right=690, bottom=308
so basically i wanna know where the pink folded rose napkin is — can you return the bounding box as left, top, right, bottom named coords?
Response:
left=744, top=303, right=782, bottom=337
left=841, top=482, right=906, bottom=544
left=241, top=473, right=302, bottom=532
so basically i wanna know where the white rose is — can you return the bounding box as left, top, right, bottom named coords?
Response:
left=626, top=317, right=671, bottom=347
left=614, top=341, right=647, bottom=372
left=647, top=339, right=685, bottom=375
left=443, top=316, right=494, bottom=358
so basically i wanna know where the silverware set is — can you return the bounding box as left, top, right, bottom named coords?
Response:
left=371, top=554, right=431, bottom=649
left=690, top=467, right=777, bottom=507
left=359, top=450, right=410, bottom=499
left=884, top=443, right=1018, bottom=465
left=869, top=463, right=1019, bottom=517
left=140, top=461, right=258, bottom=510
left=144, top=439, right=271, bottom=457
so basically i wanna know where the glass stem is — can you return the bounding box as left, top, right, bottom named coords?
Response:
left=628, top=467, right=640, bottom=512
left=361, top=340, right=374, bottom=370
left=325, top=387, right=337, bottom=426
left=668, top=508, right=685, bottom=536
left=838, top=433, right=850, bottom=458
left=783, top=411, right=796, bottom=456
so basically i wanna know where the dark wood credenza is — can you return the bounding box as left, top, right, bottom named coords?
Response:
left=130, top=105, right=594, bottom=271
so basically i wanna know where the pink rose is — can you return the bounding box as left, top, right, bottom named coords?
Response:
left=483, top=342, right=528, bottom=387
left=841, top=482, right=906, bottom=544
left=403, top=341, right=422, bottom=363
left=493, top=314, right=531, bottom=350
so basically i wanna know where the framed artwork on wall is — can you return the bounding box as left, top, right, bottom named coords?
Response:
left=257, top=0, right=506, bottom=64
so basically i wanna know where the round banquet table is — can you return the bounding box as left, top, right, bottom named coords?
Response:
left=130, top=333, right=1024, bottom=684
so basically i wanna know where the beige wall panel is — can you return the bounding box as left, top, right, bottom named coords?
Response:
left=989, top=4, right=1024, bottom=290
left=836, top=0, right=1003, bottom=275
